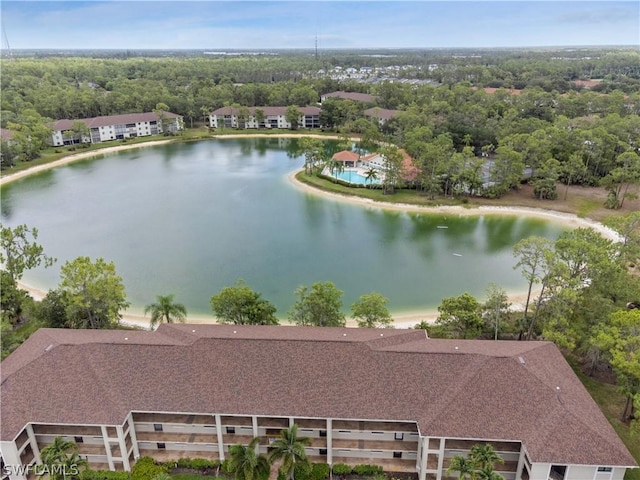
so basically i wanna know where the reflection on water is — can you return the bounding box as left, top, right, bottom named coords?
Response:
left=0, top=139, right=568, bottom=316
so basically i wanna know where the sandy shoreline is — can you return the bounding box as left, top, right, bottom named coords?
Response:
left=5, top=135, right=618, bottom=330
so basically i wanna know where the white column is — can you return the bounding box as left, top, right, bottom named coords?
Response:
left=418, top=438, right=428, bottom=480
left=515, top=446, right=525, bottom=480
left=289, top=417, right=295, bottom=428
left=215, top=414, right=225, bottom=461
left=116, top=425, right=130, bottom=471
left=24, top=425, right=41, bottom=464
left=326, top=419, right=333, bottom=466
left=0, top=440, right=26, bottom=480
left=128, top=415, right=140, bottom=460
left=436, top=438, right=445, bottom=480
left=101, top=426, right=115, bottom=471
left=252, top=416, right=259, bottom=438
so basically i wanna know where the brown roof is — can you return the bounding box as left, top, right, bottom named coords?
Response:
left=332, top=151, right=360, bottom=162
left=322, top=91, right=377, bottom=103
left=364, top=108, right=400, bottom=120
left=51, top=112, right=181, bottom=131
left=1, top=325, right=635, bottom=467
left=211, top=106, right=320, bottom=116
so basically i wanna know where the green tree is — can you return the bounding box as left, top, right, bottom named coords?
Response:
left=153, top=102, right=170, bottom=134
left=268, top=425, right=311, bottom=480
left=36, top=288, right=70, bottom=328
left=0, top=270, right=32, bottom=325
left=482, top=284, right=510, bottom=340
left=379, top=145, right=404, bottom=195
left=144, top=294, right=188, bottom=329
left=210, top=280, right=279, bottom=325
left=436, top=293, right=484, bottom=339
left=285, top=106, right=303, bottom=130
left=446, top=455, right=476, bottom=480
left=531, top=158, right=561, bottom=200
left=70, top=120, right=90, bottom=145
left=228, top=437, right=271, bottom=480
left=513, top=237, right=556, bottom=340
left=6, top=109, right=52, bottom=161
left=40, top=436, right=87, bottom=480
left=299, top=137, right=325, bottom=175
left=363, top=167, right=379, bottom=188
left=0, top=223, right=56, bottom=282
left=601, top=151, right=640, bottom=209
left=351, top=292, right=393, bottom=328
left=593, top=309, right=640, bottom=422
left=605, top=211, right=640, bottom=270
left=58, top=256, right=130, bottom=329
left=469, top=444, right=504, bottom=471
left=288, top=281, right=345, bottom=327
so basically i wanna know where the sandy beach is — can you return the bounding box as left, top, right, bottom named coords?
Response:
left=4, top=135, right=618, bottom=330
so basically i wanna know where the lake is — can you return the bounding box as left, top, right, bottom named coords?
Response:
left=0, top=137, right=567, bottom=317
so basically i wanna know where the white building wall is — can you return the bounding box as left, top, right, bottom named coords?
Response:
left=0, top=440, right=26, bottom=480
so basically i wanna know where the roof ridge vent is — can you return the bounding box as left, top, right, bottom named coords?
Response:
left=44, top=344, right=54, bottom=352
left=519, top=356, right=526, bottom=365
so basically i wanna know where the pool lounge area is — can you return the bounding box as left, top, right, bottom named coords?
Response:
left=327, top=168, right=382, bottom=185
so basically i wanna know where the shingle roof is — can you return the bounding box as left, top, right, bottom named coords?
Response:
left=364, top=108, right=400, bottom=120
left=210, top=106, right=320, bottom=116
left=332, top=151, right=360, bottom=162
left=51, top=112, right=181, bottom=131
left=1, top=325, right=635, bottom=467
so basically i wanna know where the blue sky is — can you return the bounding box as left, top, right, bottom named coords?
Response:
left=1, top=1, right=638, bottom=50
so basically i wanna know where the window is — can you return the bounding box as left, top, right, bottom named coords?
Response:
left=394, top=432, right=404, bottom=441
left=153, top=424, right=163, bottom=432
left=320, top=449, right=327, bottom=455
left=549, top=465, right=566, bottom=480
left=226, top=427, right=236, bottom=434
left=597, top=467, right=613, bottom=473
left=74, top=436, right=84, bottom=443
left=157, top=443, right=165, bottom=449
left=393, top=452, right=402, bottom=459
left=319, top=430, right=327, bottom=437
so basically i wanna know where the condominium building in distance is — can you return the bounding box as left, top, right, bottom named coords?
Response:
left=49, top=111, right=183, bottom=146
left=0, top=325, right=636, bottom=480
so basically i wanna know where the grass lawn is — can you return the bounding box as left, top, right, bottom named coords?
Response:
left=568, top=360, right=640, bottom=480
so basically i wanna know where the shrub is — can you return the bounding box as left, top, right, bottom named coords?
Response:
left=79, top=470, right=130, bottom=480
left=131, top=456, right=168, bottom=480
left=310, top=463, right=330, bottom=480
left=331, top=464, right=353, bottom=476
left=171, top=457, right=221, bottom=471
left=353, top=465, right=383, bottom=476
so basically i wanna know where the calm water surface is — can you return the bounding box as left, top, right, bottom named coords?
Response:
left=0, top=138, right=567, bottom=317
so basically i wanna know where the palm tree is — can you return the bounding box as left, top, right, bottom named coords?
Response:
left=228, top=437, right=271, bottom=480
left=40, top=436, right=87, bottom=480
left=446, top=455, right=477, bottom=480
left=144, top=294, right=188, bottom=329
left=267, top=424, right=311, bottom=480
left=475, top=466, right=505, bottom=480
left=469, top=444, right=503, bottom=470
left=364, top=167, right=378, bottom=188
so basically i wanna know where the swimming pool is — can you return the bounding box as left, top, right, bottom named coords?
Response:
left=329, top=168, right=381, bottom=185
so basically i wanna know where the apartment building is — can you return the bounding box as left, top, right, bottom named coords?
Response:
left=209, top=106, right=320, bottom=130
left=50, top=112, right=183, bottom=146
left=0, top=325, right=636, bottom=480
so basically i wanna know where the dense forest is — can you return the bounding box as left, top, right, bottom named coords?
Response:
left=2, top=48, right=639, bottom=206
